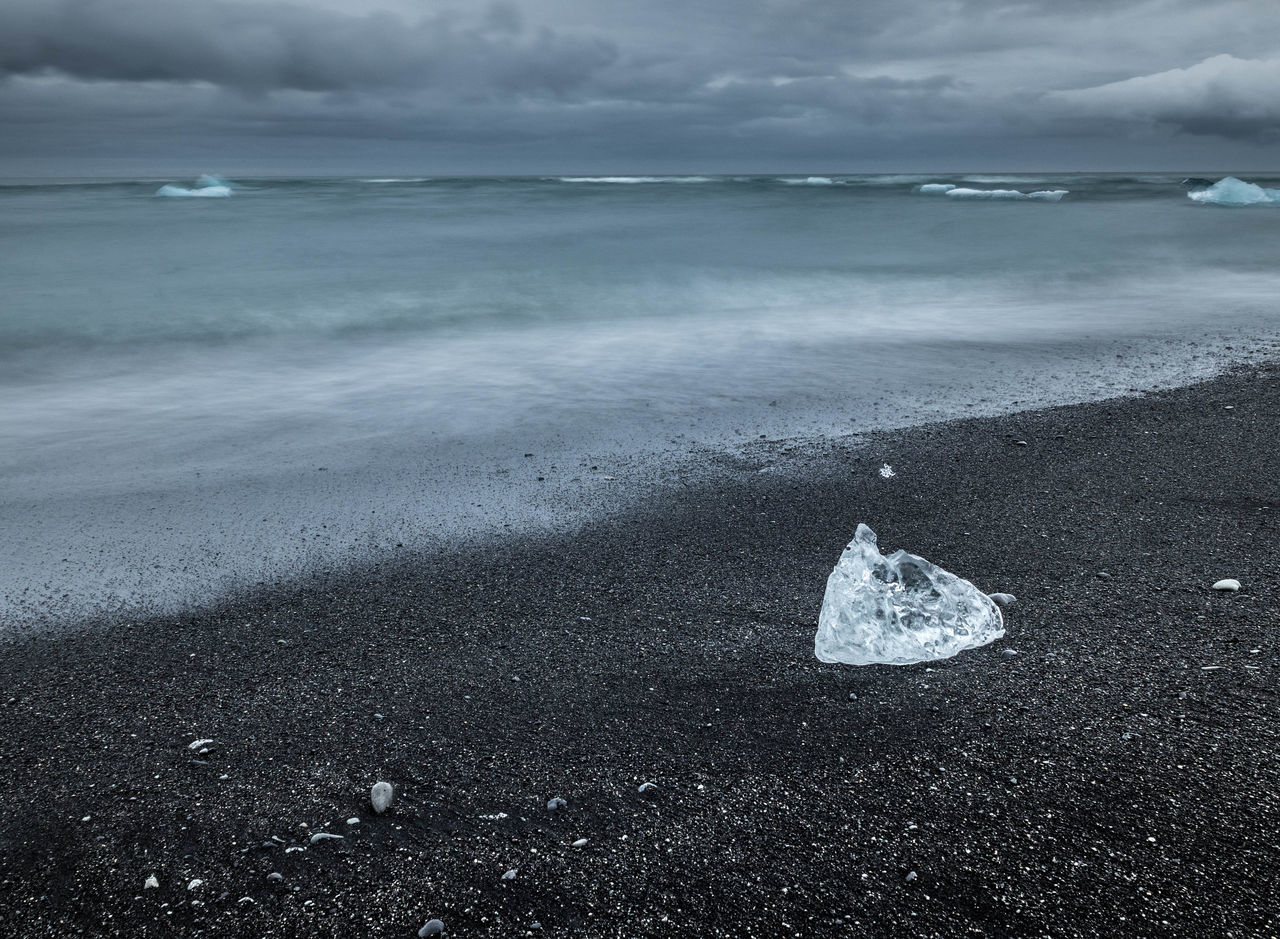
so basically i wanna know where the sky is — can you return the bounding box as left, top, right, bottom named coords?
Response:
left=1, top=0, right=1278, bottom=176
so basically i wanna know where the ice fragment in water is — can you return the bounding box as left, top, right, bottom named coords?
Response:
left=1188, top=177, right=1280, bottom=206
left=815, top=524, right=1003, bottom=665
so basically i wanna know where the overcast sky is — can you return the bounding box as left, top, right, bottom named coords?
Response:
left=2, top=0, right=1278, bottom=176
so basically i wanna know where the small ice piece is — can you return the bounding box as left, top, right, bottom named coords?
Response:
left=988, top=593, right=1017, bottom=607
left=637, top=782, right=658, bottom=793
left=502, top=869, right=517, bottom=880
left=144, top=875, right=159, bottom=889
left=418, top=919, right=445, bottom=936
left=905, top=871, right=918, bottom=882
left=917, top=183, right=956, bottom=193
left=572, top=838, right=589, bottom=847
left=1027, top=190, right=1068, bottom=201
left=815, top=524, right=1004, bottom=666
left=1212, top=579, right=1241, bottom=592
left=309, top=833, right=343, bottom=843
left=346, top=818, right=359, bottom=825
left=370, top=781, right=394, bottom=814
left=187, top=739, right=214, bottom=751
left=156, top=183, right=232, bottom=198
left=187, top=879, right=203, bottom=891
left=267, top=872, right=284, bottom=882
left=879, top=464, right=896, bottom=478
left=1001, top=649, right=1018, bottom=657
left=546, top=797, right=567, bottom=811
left=946, top=187, right=1027, bottom=200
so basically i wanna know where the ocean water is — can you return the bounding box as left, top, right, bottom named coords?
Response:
left=3, top=172, right=1279, bottom=628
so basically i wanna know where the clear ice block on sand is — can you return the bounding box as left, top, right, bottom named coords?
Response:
left=815, top=524, right=1003, bottom=666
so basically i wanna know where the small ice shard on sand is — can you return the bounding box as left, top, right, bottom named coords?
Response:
left=267, top=872, right=284, bottom=882
left=988, top=593, right=1017, bottom=607
left=815, top=524, right=1004, bottom=666
left=370, top=781, right=394, bottom=814
left=879, top=464, right=896, bottom=478
left=144, top=874, right=159, bottom=889
left=547, top=797, right=567, bottom=811
left=187, top=879, right=203, bottom=891
left=418, top=919, right=445, bottom=936
left=637, top=782, right=658, bottom=794
left=1212, top=579, right=1241, bottom=591
left=309, top=833, right=343, bottom=843
left=572, top=838, right=589, bottom=848
left=187, top=739, right=214, bottom=751
left=502, top=869, right=517, bottom=880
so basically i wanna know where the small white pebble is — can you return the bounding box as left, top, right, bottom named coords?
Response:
left=144, top=875, right=159, bottom=890
left=847, top=692, right=857, bottom=700
left=905, top=871, right=918, bottom=882
left=502, top=869, right=517, bottom=880
left=371, top=781, right=395, bottom=814
left=346, top=818, right=359, bottom=825
left=637, top=782, right=658, bottom=794
left=309, top=833, right=343, bottom=844
left=267, top=872, right=283, bottom=882
left=418, top=919, right=445, bottom=937
left=1212, top=579, right=1241, bottom=592
left=572, top=838, right=589, bottom=848
left=1001, top=649, right=1018, bottom=657
left=187, top=879, right=203, bottom=891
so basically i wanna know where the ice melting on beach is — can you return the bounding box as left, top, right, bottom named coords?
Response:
left=1188, top=177, right=1280, bottom=206
left=815, top=524, right=1004, bottom=666
left=156, top=175, right=234, bottom=198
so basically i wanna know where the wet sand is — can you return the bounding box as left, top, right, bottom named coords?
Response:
left=1, top=363, right=1277, bottom=938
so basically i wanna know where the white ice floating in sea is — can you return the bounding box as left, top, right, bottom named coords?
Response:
left=917, top=183, right=956, bottom=193
left=782, top=176, right=836, bottom=185
left=1188, top=177, right=1280, bottom=206
left=155, top=175, right=234, bottom=198
left=815, top=524, right=1004, bottom=666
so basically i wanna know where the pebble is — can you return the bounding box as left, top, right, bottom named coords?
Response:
left=847, top=692, right=857, bottom=701
left=346, top=818, right=359, bottom=825
left=187, top=739, right=214, bottom=751
left=988, top=593, right=1017, bottom=606
left=905, top=871, right=918, bottom=882
left=187, top=879, right=203, bottom=891
left=1015, top=440, right=1027, bottom=446
left=371, top=781, right=395, bottom=814
left=144, top=875, right=159, bottom=890
left=1001, top=649, right=1018, bottom=657
left=1212, top=579, right=1241, bottom=592
left=572, top=838, right=589, bottom=848
left=502, top=869, right=518, bottom=880
left=546, top=797, right=567, bottom=811
left=418, top=919, right=445, bottom=937
left=267, top=872, right=284, bottom=882
left=310, top=833, right=343, bottom=843
left=1097, top=571, right=1112, bottom=580
left=637, top=782, right=658, bottom=794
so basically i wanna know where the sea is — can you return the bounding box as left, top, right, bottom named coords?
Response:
left=2, top=172, right=1278, bottom=629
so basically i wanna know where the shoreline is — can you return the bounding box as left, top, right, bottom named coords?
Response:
left=1, top=362, right=1278, bottom=937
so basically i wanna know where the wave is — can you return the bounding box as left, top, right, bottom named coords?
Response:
left=1188, top=176, right=1280, bottom=206
left=360, top=178, right=430, bottom=184
left=156, top=174, right=235, bottom=198
left=556, top=176, right=714, bottom=184
left=780, top=176, right=836, bottom=185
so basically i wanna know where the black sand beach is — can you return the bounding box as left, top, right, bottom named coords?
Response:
left=1, top=363, right=1277, bottom=939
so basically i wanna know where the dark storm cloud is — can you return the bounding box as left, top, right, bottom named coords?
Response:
left=1, top=0, right=1279, bottom=173
left=0, top=0, right=616, bottom=94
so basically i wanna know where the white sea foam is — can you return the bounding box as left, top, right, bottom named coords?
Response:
left=781, top=176, right=836, bottom=185
left=156, top=184, right=232, bottom=198
left=360, top=178, right=430, bottom=183
left=557, top=176, right=713, bottom=184
left=156, top=175, right=235, bottom=198
left=1188, top=176, right=1280, bottom=206
left=945, top=187, right=1068, bottom=202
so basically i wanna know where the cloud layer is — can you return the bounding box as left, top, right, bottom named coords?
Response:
left=2, top=0, right=1279, bottom=173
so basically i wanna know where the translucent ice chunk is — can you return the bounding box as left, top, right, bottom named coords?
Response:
left=1188, top=176, right=1280, bottom=206
left=815, top=524, right=1004, bottom=665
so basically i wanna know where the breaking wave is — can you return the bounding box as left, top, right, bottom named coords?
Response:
left=156, top=174, right=235, bottom=198
left=557, top=176, right=714, bottom=184
left=780, top=176, right=837, bottom=185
